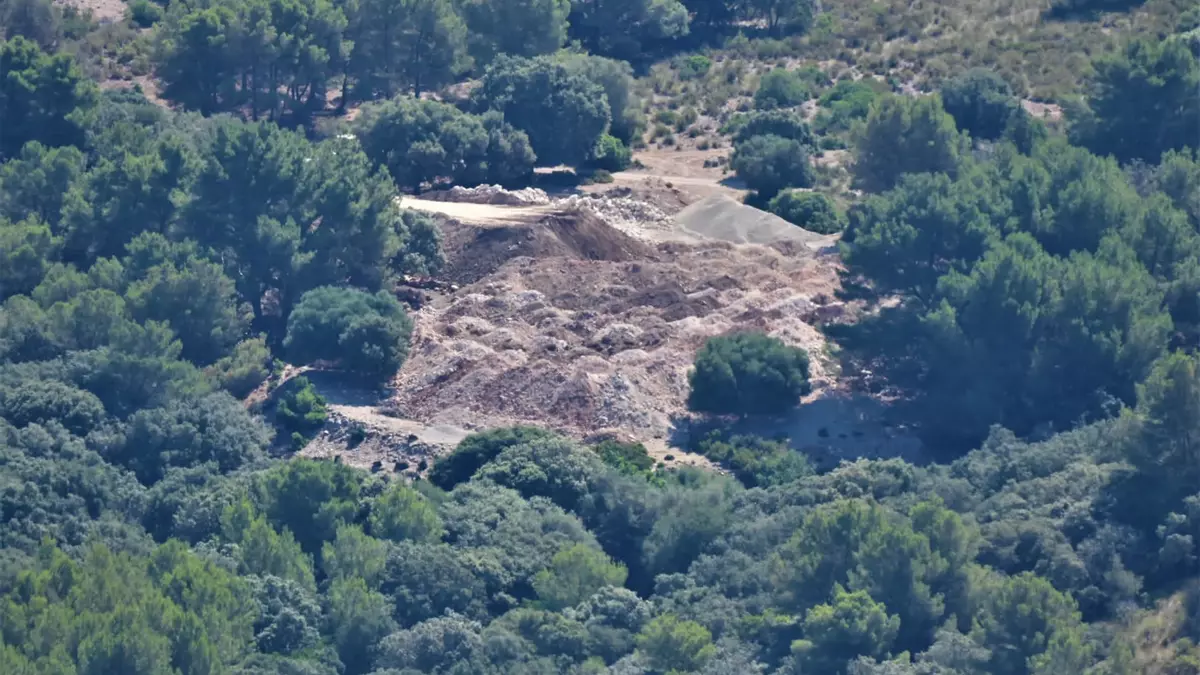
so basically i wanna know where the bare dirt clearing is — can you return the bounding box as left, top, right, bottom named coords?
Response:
left=312, top=184, right=919, bottom=472
left=601, top=149, right=746, bottom=203
left=386, top=187, right=918, bottom=466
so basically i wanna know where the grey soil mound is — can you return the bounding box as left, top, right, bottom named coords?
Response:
left=673, top=194, right=830, bottom=246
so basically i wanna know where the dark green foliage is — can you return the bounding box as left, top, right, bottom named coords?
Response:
left=124, top=242, right=251, bottom=365
left=592, top=439, right=655, bottom=476
left=155, top=0, right=348, bottom=118
left=556, top=52, right=643, bottom=145
left=428, top=425, right=559, bottom=490
left=369, top=483, right=444, bottom=543
left=328, top=577, right=396, bottom=675
left=2, top=21, right=1199, bottom=675
left=754, top=68, right=812, bottom=109
left=751, top=0, right=815, bottom=35
left=730, top=110, right=817, bottom=197
left=814, top=79, right=881, bottom=136
left=1074, top=37, right=1200, bottom=163
left=206, top=337, right=271, bottom=398
left=533, top=543, right=628, bottom=611
left=676, top=54, right=712, bottom=80
left=733, top=108, right=814, bottom=145
left=939, top=68, right=1019, bottom=140
left=767, top=189, right=844, bottom=233
left=794, top=586, right=899, bottom=674
left=284, top=286, right=412, bottom=381
left=274, top=376, right=328, bottom=443
left=688, top=332, right=811, bottom=415
left=0, top=141, right=84, bottom=226
left=344, top=0, right=468, bottom=100
left=0, top=217, right=59, bottom=300
left=693, top=432, right=813, bottom=487
left=590, top=134, right=633, bottom=171
left=853, top=94, right=967, bottom=193
left=253, top=458, right=362, bottom=556
left=179, top=119, right=435, bottom=330
left=111, top=391, right=270, bottom=483
left=472, top=55, right=611, bottom=166
left=566, top=0, right=688, bottom=61
left=474, top=436, right=608, bottom=511
left=0, top=37, right=96, bottom=160
left=353, top=97, right=535, bottom=189
left=127, top=0, right=163, bottom=27
left=731, top=134, right=813, bottom=197
left=0, top=379, right=104, bottom=435
left=459, top=0, right=569, bottom=65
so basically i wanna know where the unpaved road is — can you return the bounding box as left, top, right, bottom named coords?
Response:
left=398, top=198, right=558, bottom=225
left=326, top=403, right=471, bottom=446
left=603, top=148, right=746, bottom=202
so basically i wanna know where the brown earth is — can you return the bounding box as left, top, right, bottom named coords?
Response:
left=379, top=199, right=922, bottom=466
left=305, top=178, right=918, bottom=472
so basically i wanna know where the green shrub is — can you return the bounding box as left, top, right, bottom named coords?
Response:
left=677, top=54, right=712, bottom=80
left=285, top=286, right=413, bottom=383
left=693, top=432, right=813, bottom=487
left=428, top=426, right=559, bottom=490
left=814, top=80, right=881, bottom=136
left=206, top=336, right=271, bottom=398
left=939, top=68, right=1018, bottom=140
left=590, top=134, right=632, bottom=171
left=275, top=376, right=328, bottom=441
left=127, top=0, right=164, bottom=27
left=733, top=109, right=814, bottom=145
left=754, top=69, right=812, bottom=110
left=688, top=332, right=811, bottom=415
left=767, top=190, right=844, bottom=233
left=593, top=439, right=655, bottom=476
left=731, top=134, right=813, bottom=197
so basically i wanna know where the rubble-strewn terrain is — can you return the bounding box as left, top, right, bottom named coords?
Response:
left=389, top=241, right=842, bottom=438
left=306, top=185, right=921, bottom=471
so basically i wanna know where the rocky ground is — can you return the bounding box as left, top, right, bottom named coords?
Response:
left=302, top=182, right=922, bottom=473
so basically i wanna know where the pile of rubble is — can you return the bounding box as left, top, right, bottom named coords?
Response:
left=423, top=184, right=551, bottom=206
left=389, top=241, right=847, bottom=440
left=558, top=194, right=672, bottom=236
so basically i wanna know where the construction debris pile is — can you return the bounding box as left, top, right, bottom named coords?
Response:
left=388, top=240, right=845, bottom=442
left=557, top=194, right=673, bottom=238
left=423, top=184, right=551, bottom=205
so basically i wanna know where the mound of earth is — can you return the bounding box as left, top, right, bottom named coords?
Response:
left=674, top=194, right=834, bottom=246
left=387, top=234, right=846, bottom=444
left=436, top=209, right=656, bottom=285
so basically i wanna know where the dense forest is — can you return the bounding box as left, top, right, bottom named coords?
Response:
left=1, top=0, right=1200, bottom=671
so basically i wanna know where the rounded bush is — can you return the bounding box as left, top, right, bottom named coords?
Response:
left=767, top=190, right=844, bottom=233
left=754, top=69, right=812, bottom=110
left=688, top=333, right=811, bottom=415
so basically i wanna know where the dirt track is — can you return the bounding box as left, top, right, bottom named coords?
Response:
left=399, top=198, right=558, bottom=225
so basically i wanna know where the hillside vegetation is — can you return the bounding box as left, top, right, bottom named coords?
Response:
left=1, top=0, right=1199, bottom=672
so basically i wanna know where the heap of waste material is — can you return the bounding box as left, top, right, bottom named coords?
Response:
left=558, top=194, right=672, bottom=232
left=423, top=184, right=551, bottom=206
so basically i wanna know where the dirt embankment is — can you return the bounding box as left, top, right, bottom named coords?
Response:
left=310, top=184, right=920, bottom=472
left=388, top=232, right=846, bottom=442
